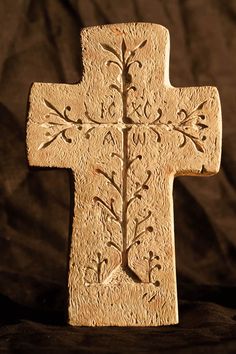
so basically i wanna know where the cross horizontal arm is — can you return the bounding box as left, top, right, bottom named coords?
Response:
left=148, top=85, right=221, bottom=176
left=27, top=82, right=88, bottom=168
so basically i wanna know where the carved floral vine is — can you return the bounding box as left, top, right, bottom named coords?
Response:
left=38, top=100, right=82, bottom=150
left=37, top=38, right=210, bottom=285
left=143, top=251, right=161, bottom=285
left=85, top=252, right=108, bottom=284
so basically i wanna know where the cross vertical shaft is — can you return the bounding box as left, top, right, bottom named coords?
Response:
left=121, top=127, right=129, bottom=268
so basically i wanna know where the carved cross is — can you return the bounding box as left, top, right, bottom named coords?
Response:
left=27, top=23, right=222, bottom=326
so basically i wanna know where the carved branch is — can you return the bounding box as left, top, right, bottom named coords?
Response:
left=38, top=128, right=69, bottom=150
left=39, top=101, right=84, bottom=149
left=173, top=127, right=205, bottom=152
left=127, top=193, right=142, bottom=210
left=125, top=39, right=147, bottom=65
left=111, top=152, right=123, bottom=161
left=85, top=252, right=108, bottom=284
left=85, top=127, right=96, bottom=139
left=143, top=251, right=161, bottom=283
left=127, top=170, right=152, bottom=212
left=127, top=60, right=142, bottom=70
left=84, top=103, right=101, bottom=124
left=96, top=169, right=121, bottom=194
left=94, top=197, right=121, bottom=224
left=149, top=127, right=161, bottom=142
left=127, top=154, right=142, bottom=169
left=107, top=241, right=121, bottom=253
left=100, top=43, right=121, bottom=61
left=179, top=100, right=208, bottom=122
left=150, top=108, right=162, bottom=124
left=106, top=60, right=122, bottom=71
left=127, top=211, right=153, bottom=251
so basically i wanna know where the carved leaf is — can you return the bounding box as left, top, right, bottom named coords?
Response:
left=144, top=100, right=151, bottom=118
left=195, top=100, right=208, bottom=110
left=106, top=60, right=122, bottom=70
left=121, top=39, right=127, bottom=56
left=149, top=251, right=154, bottom=258
left=100, top=43, right=121, bottom=60
left=126, top=40, right=147, bottom=64
left=193, top=139, right=205, bottom=153
left=44, top=99, right=57, bottom=110
left=109, top=84, right=121, bottom=93
left=181, top=116, right=199, bottom=127
left=38, top=138, right=55, bottom=150
left=197, top=123, right=208, bottom=130
left=177, top=109, right=187, bottom=121
left=40, top=122, right=63, bottom=128
left=179, top=134, right=187, bottom=148
left=135, top=39, right=147, bottom=51
left=127, top=60, right=142, bottom=69
left=44, top=99, right=65, bottom=119
left=61, top=130, right=72, bottom=143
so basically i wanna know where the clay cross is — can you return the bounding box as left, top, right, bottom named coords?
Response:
left=27, top=23, right=222, bottom=326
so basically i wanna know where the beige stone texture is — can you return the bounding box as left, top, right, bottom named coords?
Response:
left=26, top=23, right=222, bottom=326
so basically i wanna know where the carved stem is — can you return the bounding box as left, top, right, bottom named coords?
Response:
left=121, top=41, right=130, bottom=269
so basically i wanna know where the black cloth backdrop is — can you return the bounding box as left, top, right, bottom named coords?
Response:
left=0, top=0, right=236, bottom=353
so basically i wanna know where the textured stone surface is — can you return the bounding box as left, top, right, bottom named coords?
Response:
left=27, top=23, right=222, bottom=326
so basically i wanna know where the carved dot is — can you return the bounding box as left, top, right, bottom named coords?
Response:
left=66, top=106, right=71, bottom=111
left=85, top=134, right=90, bottom=139
left=154, top=281, right=160, bottom=287
left=125, top=117, right=134, bottom=124
left=77, top=119, right=82, bottom=124
left=137, top=155, right=142, bottom=160
left=202, top=136, right=207, bottom=141
left=77, top=126, right=82, bottom=130
left=142, top=184, right=149, bottom=190
left=147, top=226, right=154, bottom=232
left=137, top=241, right=141, bottom=245
left=168, top=120, right=172, bottom=124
